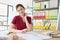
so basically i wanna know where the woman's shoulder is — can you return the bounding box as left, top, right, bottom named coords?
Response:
left=14, top=15, right=20, bottom=18
left=27, top=16, right=31, bottom=19
left=27, top=16, right=31, bottom=18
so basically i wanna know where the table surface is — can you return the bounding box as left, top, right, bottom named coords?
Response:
left=5, top=30, right=60, bottom=40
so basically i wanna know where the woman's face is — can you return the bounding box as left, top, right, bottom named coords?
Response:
left=16, top=6, right=25, bottom=16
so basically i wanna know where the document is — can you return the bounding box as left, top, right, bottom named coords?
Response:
left=0, top=31, right=9, bottom=37
left=17, top=31, right=51, bottom=40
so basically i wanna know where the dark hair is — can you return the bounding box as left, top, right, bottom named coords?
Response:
left=16, top=4, right=25, bottom=9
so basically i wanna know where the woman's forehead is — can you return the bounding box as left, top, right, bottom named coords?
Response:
left=17, top=6, right=23, bottom=9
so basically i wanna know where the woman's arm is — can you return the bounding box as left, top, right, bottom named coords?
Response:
left=24, top=17, right=32, bottom=31
left=9, top=24, right=22, bottom=33
left=25, top=21, right=32, bottom=31
left=9, top=23, right=28, bottom=33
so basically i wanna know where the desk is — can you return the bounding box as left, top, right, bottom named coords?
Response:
left=1, top=30, right=60, bottom=40
left=34, top=30, right=60, bottom=40
left=7, top=31, right=50, bottom=40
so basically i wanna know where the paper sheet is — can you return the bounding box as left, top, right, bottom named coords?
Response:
left=17, top=31, right=51, bottom=40
left=42, top=31, right=53, bottom=35
left=0, top=31, right=51, bottom=40
left=0, top=31, right=9, bottom=37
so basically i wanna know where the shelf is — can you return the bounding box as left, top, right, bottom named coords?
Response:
left=33, top=0, right=50, bottom=2
left=33, top=18, right=57, bottom=20
left=32, top=0, right=58, bottom=31
left=33, top=7, right=58, bottom=11
left=33, top=19, right=57, bottom=20
left=45, top=19, right=57, bottom=20
left=0, top=25, right=9, bottom=26
left=0, top=15, right=7, bottom=17
left=0, top=21, right=7, bottom=22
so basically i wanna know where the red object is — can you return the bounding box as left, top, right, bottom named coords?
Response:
left=12, top=15, right=32, bottom=30
left=33, top=16, right=45, bottom=20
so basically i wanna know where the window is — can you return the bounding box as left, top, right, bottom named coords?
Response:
left=0, top=3, right=13, bottom=31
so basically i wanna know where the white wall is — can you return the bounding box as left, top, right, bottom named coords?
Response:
left=0, top=0, right=20, bottom=5
left=6, top=0, right=33, bottom=25
left=0, top=0, right=20, bottom=25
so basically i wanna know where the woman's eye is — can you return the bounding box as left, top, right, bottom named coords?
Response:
left=17, top=10, right=20, bottom=12
left=20, top=9, right=23, bottom=10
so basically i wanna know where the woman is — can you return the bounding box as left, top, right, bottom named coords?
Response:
left=9, top=4, right=32, bottom=33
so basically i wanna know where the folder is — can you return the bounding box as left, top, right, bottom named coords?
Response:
left=33, top=11, right=45, bottom=19
left=51, top=16, right=57, bottom=19
left=50, top=20, right=57, bottom=30
left=45, top=10, right=51, bottom=19
left=33, top=20, right=44, bottom=30
left=33, top=2, right=41, bottom=10
left=49, top=10, right=58, bottom=19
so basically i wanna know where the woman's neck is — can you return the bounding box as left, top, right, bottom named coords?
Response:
left=19, top=15, right=25, bottom=18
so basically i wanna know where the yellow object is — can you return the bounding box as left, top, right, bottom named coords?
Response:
left=50, top=20, right=57, bottom=30
left=44, top=22, right=51, bottom=30
left=33, top=20, right=57, bottom=30
left=33, top=26, right=45, bottom=30
left=46, top=16, right=51, bottom=19
left=45, top=10, right=51, bottom=19
left=33, top=21, right=45, bottom=30
left=50, top=26, right=56, bottom=30
left=50, top=20, right=57, bottom=27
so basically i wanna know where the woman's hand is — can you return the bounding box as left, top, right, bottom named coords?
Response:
left=24, top=16, right=27, bottom=22
left=21, top=29, right=28, bottom=33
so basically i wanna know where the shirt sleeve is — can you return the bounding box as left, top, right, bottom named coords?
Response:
left=11, top=16, right=17, bottom=25
left=27, top=17, right=32, bottom=24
